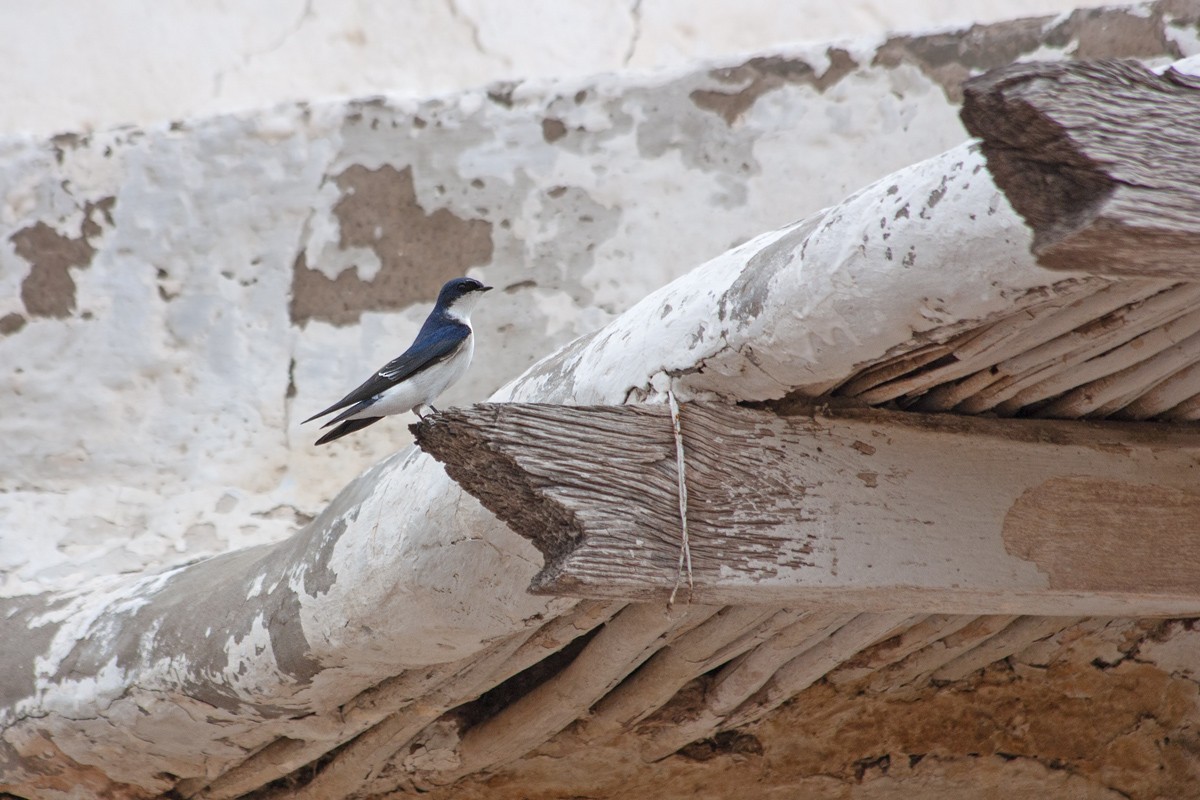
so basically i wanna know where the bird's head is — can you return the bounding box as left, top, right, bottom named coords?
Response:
left=436, top=276, right=493, bottom=322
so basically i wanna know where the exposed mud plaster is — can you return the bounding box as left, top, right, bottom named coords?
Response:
left=689, top=49, right=858, bottom=125
left=541, top=118, right=567, bottom=143
left=0, top=730, right=142, bottom=800
left=0, top=312, right=25, bottom=335
left=1067, top=4, right=1185, bottom=59
left=12, top=222, right=91, bottom=317
left=48, top=132, right=90, bottom=165
left=874, top=5, right=1194, bottom=101
left=10, top=197, right=114, bottom=318
left=290, top=164, right=494, bottom=326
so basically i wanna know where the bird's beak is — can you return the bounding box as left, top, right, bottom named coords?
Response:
left=480, top=285, right=494, bottom=292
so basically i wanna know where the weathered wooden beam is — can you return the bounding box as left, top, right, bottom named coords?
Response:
left=415, top=402, right=1200, bottom=616
left=569, top=606, right=783, bottom=744
left=257, top=601, right=624, bottom=800
left=930, top=615, right=1083, bottom=683
left=865, top=615, right=1019, bottom=693
left=826, top=614, right=976, bottom=686
left=961, top=59, right=1200, bottom=278
left=637, top=610, right=856, bottom=761
left=719, top=612, right=916, bottom=731
left=422, top=602, right=716, bottom=788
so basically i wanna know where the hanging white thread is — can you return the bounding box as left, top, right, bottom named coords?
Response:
left=667, top=390, right=693, bottom=608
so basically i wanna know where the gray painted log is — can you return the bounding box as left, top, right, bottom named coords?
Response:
left=415, top=401, right=1200, bottom=616
left=0, top=443, right=574, bottom=799
left=961, top=60, right=1200, bottom=278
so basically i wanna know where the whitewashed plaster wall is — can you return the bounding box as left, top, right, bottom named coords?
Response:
left=1, top=4, right=1197, bottom=597
left=2, top=0, right=1118, bottom=136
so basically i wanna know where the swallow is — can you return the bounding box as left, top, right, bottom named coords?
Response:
left=304, top=276, right=492, bottom=445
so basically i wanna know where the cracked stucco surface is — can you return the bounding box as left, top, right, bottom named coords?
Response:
left=0, top=1, right=1120, bottom=137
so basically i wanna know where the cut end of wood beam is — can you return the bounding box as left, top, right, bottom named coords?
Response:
left=416, top=402, right=713, bottom=602
left=961, top=61, right=1114, bottom=252
left=412, top=405, right=590, bottom=572
left=961, top=59, right=1200, bottom=279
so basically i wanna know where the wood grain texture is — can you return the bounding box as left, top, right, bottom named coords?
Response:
left=953, top=283, right=1200, bottom=415
left=850, top=278, right=1133, bottom=406
left=415, top=402, right=1200, bottom=615
left=961, top=60, right=1200, bottom=278
left=278, top=631, right=539, bottom=800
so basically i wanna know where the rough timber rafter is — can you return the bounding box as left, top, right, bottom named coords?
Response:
left=415, top=402, right=1200, bottom=616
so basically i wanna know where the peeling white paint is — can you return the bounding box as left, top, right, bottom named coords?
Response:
left=1171, top=53, right=1200, bottom=76
left=1168, top=18, right=1200, bottom=57
left=223, top=614, right=284, bottom=697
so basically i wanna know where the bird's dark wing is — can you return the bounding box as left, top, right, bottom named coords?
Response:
left=315, top=416, right=383, bottom=445
left=303, top=323, right=470, bottom=423
left=377, top=321, right=469, bottom=381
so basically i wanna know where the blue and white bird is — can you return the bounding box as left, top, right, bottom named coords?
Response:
left=304, top=276, right=493, bottom=445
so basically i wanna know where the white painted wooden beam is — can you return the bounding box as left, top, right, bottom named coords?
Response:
left=962, top=59, right=1200, bottom=278
left=416, top=401, right=1200, bottom=616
